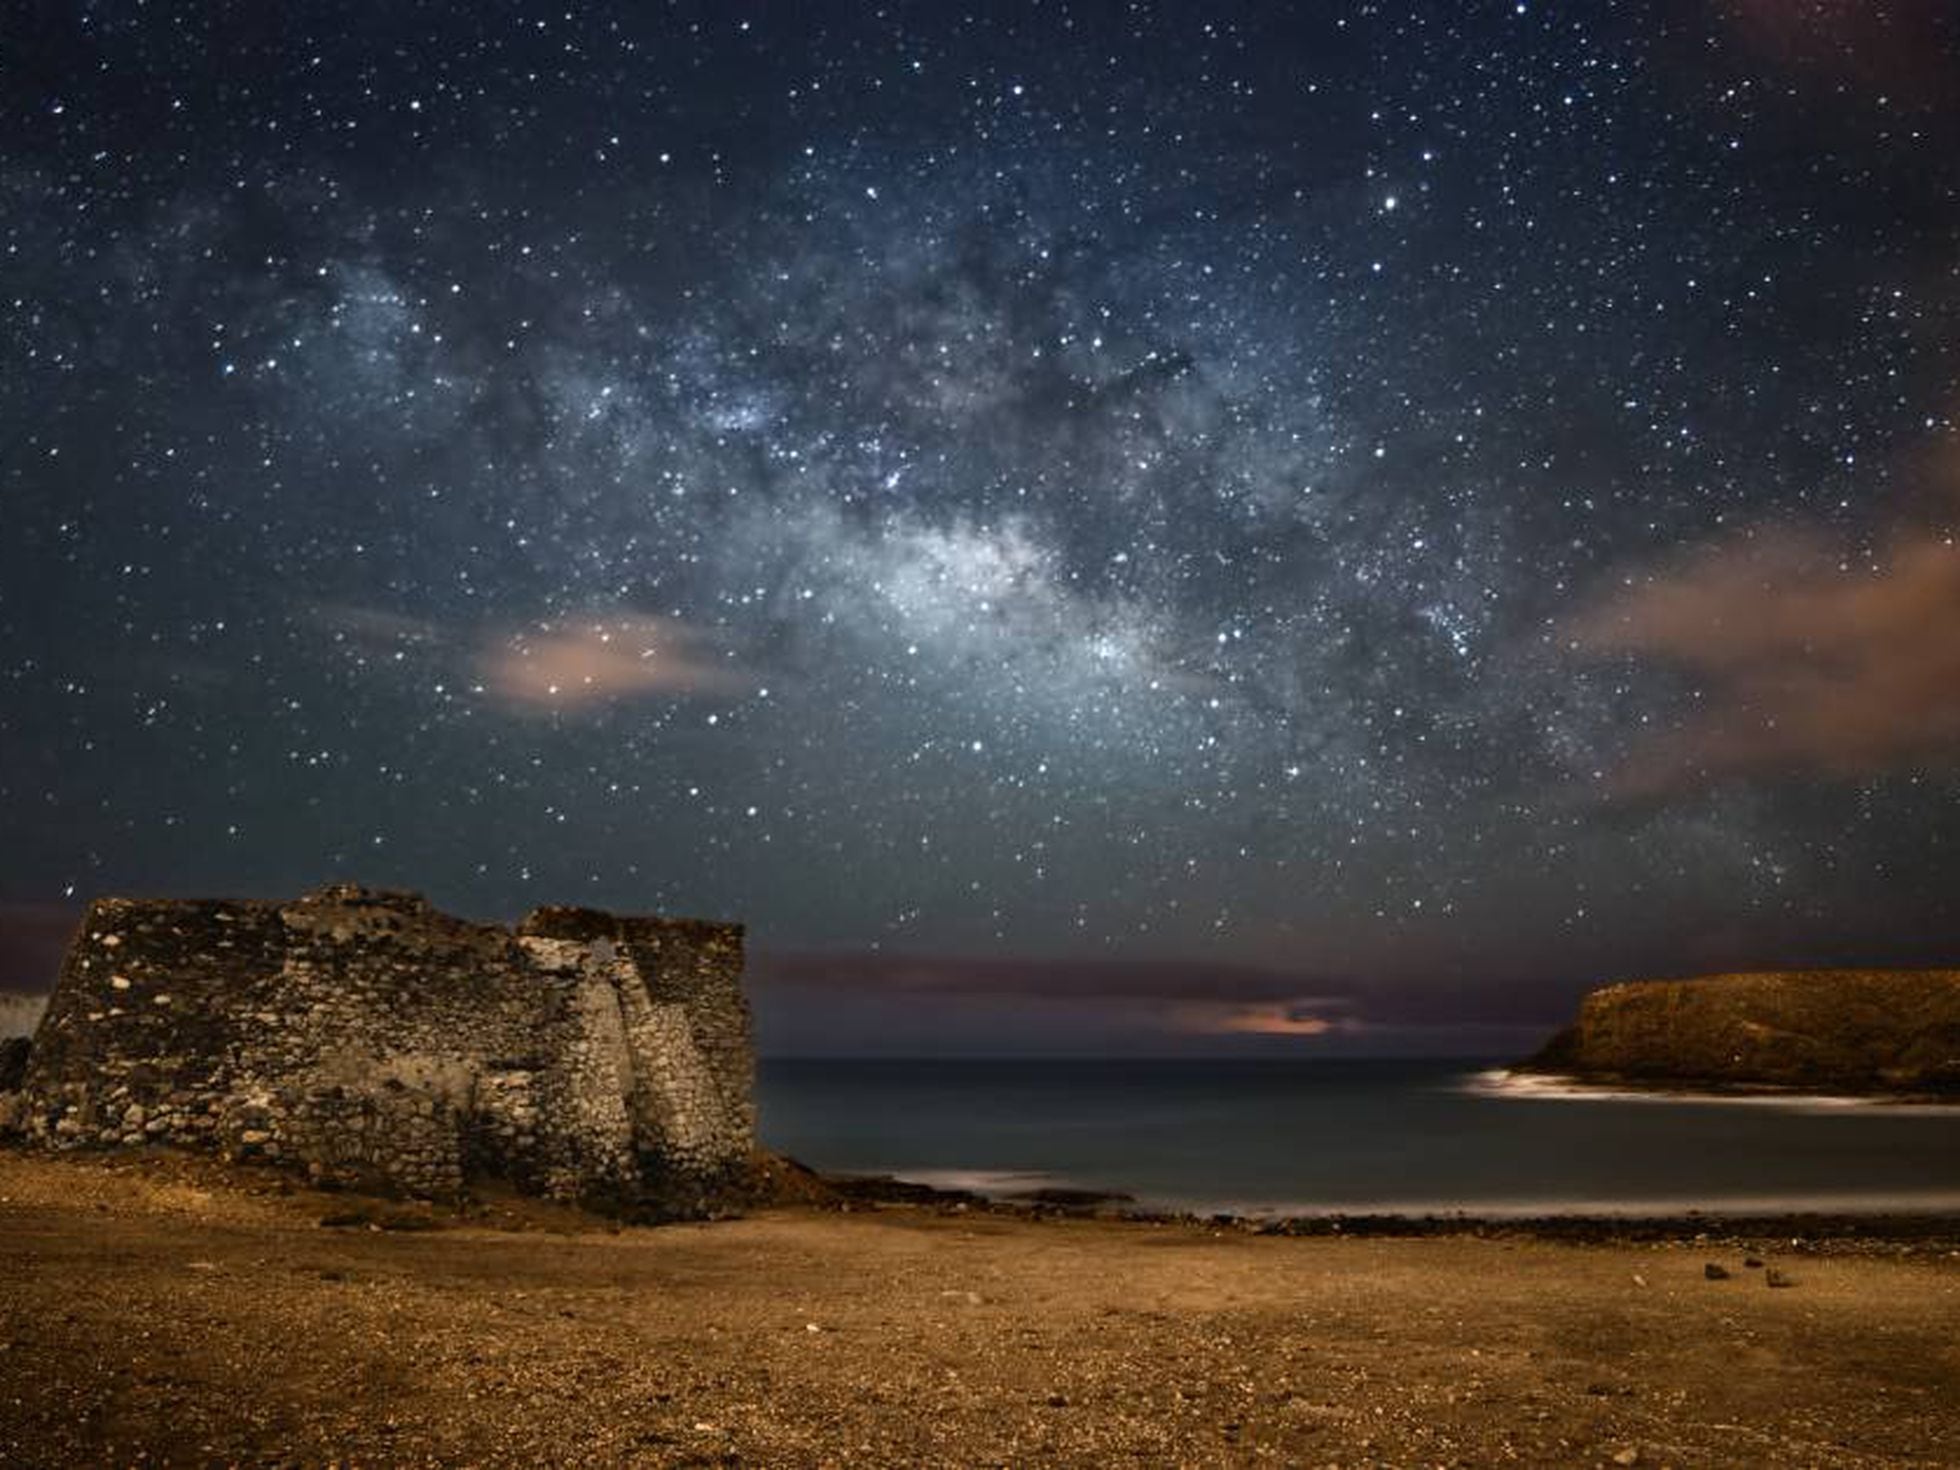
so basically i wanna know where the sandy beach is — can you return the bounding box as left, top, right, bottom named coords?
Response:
left=0, top=1153, right=1955, bottom=1468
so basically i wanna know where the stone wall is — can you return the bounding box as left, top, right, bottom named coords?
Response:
left=3, top=885, right=753, bottom=1214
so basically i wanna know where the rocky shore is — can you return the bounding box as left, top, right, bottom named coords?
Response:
left=818, top=1165, right=1960, bottom=1250
left=1, top=1149, right=1955, bottom=1468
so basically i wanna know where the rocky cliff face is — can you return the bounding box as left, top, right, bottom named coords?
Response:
left=1, top=885, right=755, bottom=1214
left=1524, top=969, right=1960, bottom=1096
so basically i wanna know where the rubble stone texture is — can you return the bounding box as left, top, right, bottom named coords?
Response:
left=8, top=884, right=753, bottom=1214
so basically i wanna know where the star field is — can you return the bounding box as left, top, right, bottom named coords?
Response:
left=3, top=3, right=1958, bottom=1049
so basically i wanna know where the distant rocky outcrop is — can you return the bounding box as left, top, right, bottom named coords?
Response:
left=1522, top=969, right=1960, bottom=1096
left=0, top=885, right=755, bottom=1215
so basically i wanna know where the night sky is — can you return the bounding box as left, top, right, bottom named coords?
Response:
left=4, top=2, right=1957, bottom=1054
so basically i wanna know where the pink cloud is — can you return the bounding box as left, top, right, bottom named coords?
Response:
left=475, top=615, right=750, bottom=710
left=1174, top=1001, right=1344, bottom=1038
left=304, top=601, right=752, bottom=713
left=1720, top=0, right=1956, bottom=105
left=1567, top=521, right=1960, bottom=791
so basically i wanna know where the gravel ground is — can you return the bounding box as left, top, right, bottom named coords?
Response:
left=0, top=1152, right=1955, bottom=1468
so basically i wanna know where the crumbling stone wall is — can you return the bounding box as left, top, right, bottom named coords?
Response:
left=4, top=885, right=753, bottom=1214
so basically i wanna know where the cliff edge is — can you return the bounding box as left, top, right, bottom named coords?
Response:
left=1521, top=968, right=1960, bottom=1096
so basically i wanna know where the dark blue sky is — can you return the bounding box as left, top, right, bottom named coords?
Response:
left=3, top=2, right=1957, bottom=1053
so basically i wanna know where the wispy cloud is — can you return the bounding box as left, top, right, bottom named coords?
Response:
left=1175, top=1001, right=1345, bottom=1037
left=747, top=949, right=1365, bottom=1051
left=752, top=950, right=1316, bottom=1002
left=304, top=602, right=751, bottom=713
left=1568, top=523, right=1960, bottom=791
left=748, top=949, right=1578, bottom=1034
left=475, top=615, right=750, bottom=710
left=1722, top=0, right=1958, bottom=105
left=307, top=600, right=446, bottom=649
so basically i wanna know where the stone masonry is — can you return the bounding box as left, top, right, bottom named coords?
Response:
left=2, top=885, right=754, bottom=1215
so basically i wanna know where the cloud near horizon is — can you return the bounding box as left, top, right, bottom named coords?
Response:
left=1177, top=1002, right=1345, bottom=1038
left=747, top=949, right=1583, bottom=1034
left=1567, top=517, right=1960, bottom=793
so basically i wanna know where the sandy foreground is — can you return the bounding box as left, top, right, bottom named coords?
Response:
left=0, top=1154, right=1955, bottom=1468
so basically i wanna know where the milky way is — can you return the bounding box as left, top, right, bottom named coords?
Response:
left=4, top=4, right=1957, bottom=1050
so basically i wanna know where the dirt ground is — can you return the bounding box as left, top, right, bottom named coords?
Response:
left=0, top=1153, right=1955, bottom=1468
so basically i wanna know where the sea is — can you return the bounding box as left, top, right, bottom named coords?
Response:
left=756, top=1057, right=1960, bottom=1217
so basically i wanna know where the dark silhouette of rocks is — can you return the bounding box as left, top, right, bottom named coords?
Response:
left=0, top=1037, right=28, bottom=1093
left=1522, top=969, right=1960, bottom=1097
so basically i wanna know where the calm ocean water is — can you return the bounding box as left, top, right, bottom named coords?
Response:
left=756, top=1057, right=1960, bottom=1216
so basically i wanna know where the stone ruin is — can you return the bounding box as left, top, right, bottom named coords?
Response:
left=0, top=884, right=754, bottom=1216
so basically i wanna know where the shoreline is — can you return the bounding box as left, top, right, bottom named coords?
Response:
left=8, top=1143, right=1960, bottom=1247
left=2, top=1148, right=1956, bottom=1468
left=822, top=1168, right=1960, bottom=1251
left=760, top=1057, right=1960, bottom=1231
left=865, top=1163, right=1960, bottom=1224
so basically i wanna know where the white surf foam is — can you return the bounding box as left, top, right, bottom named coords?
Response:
left=1464, top=1067, right=1959, bottom=1116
